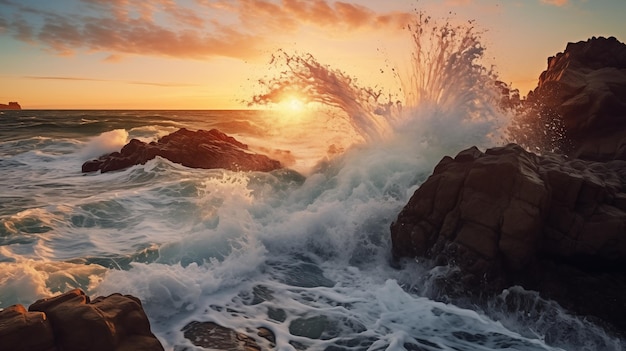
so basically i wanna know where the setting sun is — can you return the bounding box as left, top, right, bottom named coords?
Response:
left=2, top=1, right=626, bottom=349
left=286, top=96, right=305, bottom=112
left=278, top=95, right=307, bottom=113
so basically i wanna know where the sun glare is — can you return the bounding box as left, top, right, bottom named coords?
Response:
left=288, top=97, right=304, bottom=111
left=280, top=96, right=306, bottom=113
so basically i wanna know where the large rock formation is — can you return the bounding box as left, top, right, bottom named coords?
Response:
left=526, top=36, right=626, bottom=160
left=82, top=128, right=282, bottom=173
left=0, top=289, right=164, bottom=350
left=391, top=144, right=626, bottom=333
left=392, top=36, right=626, bottom=335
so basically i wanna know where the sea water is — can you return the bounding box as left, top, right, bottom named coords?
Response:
left=0, top=108, right=621, bottom=351
left=1, top=13, right=624, bottom=351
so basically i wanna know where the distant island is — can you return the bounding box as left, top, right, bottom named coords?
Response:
left=0, top=101, right=21, bottom=110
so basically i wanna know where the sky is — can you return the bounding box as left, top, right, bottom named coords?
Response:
left=0, top=0, right=624, bottom=109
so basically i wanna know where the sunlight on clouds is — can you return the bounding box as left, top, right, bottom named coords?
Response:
left=0, top=0, right=411, bottom=61
left=540, top=0, right=569, bottom=6
left=444, top=0, right=473, bottom=5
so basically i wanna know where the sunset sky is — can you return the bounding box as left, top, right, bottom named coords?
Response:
left=0, top=0, right=624, bottom=109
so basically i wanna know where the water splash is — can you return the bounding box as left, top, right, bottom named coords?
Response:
left=504, top=99, right=570, bottom=154
left=250, top=11, right=507, bottom=152
left=397, top=11, right=506, bottom=154
left=401, top=13, right=497, bottom=112
left=250, top=50, right=398, bottom=143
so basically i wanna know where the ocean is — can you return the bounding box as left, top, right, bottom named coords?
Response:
left=1, top=17, right=624, bottom=351
left=1, top=108, right=622, bottom=351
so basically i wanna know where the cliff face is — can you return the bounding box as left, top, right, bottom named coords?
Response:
left=0, top=101, right=21, bottom=110
left=528, top=36, right=626, bottom=160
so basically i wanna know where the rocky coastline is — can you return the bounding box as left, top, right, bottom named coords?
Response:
left=2, top=37, right=625, bottom=349
left=391, top=36, right=626, bottom=337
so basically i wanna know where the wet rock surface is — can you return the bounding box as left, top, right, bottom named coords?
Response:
left=82, top=128, right=282, bottom=173
left=528, top=36, right=626, bottom=160
left=180, top=321, right=276, bottom=351
left=0, top=289, right=164, bottom=351
left=392, top=36, right=626, bottom=337
left=390, top=144, right=626, bottom=335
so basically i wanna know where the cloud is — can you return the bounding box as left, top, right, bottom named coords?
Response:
left=540, top=0, right=569, bottom=6
left=23, top=75, right=199, bottom=87
left=444, top=0, right=473, bottom=5
left=234, top=0, right=411, bottom=32
left=103, top=54, right=125, bottom=63
left=0, top=0, right=413, bottom=60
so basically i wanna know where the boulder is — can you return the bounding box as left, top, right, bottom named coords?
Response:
left=0, top=304, right=56, bottom=351
left=0, top=289, right=164, bottom=351
left=526, top=36, right=626, bottom=160
left=390, top=144, right=626, bottom=333
left=82, top=128, right=282, bottom=173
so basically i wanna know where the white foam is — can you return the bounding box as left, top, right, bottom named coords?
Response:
left=79, top=129, right=129, bottom=160
left=0, top=256, right=106, bottom=307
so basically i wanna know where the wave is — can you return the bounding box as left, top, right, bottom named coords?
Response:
left=1, top=9, right=622, bottom=351
left=78, top=129, right=129, bottom=160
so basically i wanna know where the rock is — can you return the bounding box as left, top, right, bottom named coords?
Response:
left=0, top=101, right=21, bottom=110
left=181, top=321, right=275, bottom=351
left=390, top=144, right=626, bottom=333
left=82, top=128, right=282, bottom=173
left=0, top=304, right=56, bottom=351
left=526, top=36, right=626, bottom=160
left=5, top=288, right=166, bottom=351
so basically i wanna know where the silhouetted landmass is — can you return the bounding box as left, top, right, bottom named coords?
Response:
left=0, top=101, right=21, bottom=110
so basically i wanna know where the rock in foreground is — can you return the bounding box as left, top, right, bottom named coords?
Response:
left=82, top=128, right=282, bottom=173
left=391, top=144, right=626, bottom=333
left=0, top=289, right=164, bottom=351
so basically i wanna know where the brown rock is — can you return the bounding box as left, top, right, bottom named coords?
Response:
left=521, top=37, right=626, bottom=160
left=28, top=289, right=163, bottom=351
left=0, top=304, right=56, bottom=351
left=390, top=144, right=626, bottom=333
left=82, top=128, right=282, bottom=173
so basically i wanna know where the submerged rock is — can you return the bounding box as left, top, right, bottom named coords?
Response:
left=82, top=128, right=282, bottom=173
left=390, top=143, right=626, bottom=334
left=181, top=321, right=275, bottom=351
left=0, top=289, right=164, bottom=351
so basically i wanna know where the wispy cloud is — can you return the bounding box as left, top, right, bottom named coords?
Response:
left=0, top=0, right=412, bottom=61
left=23, top=75, right=199, bottom=87
left=444, top=0, right=473, bottom=5
left=540, top=0, right=569, bottom=6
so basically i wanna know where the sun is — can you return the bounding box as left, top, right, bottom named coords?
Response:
left=287, top=97, right=304, bottom=112
left=280, top=95, right=306, bottom=113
